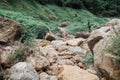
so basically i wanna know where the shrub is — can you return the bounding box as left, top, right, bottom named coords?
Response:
left=7, top=49, right=25, bottom=63
left=83, top=53, right=94, bottom=63
left=108, top=34, right=120, bottom=58
left=107, top=33, right=120, bottom=65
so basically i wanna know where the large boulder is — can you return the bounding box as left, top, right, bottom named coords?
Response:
left=5, top=62, right=39, bottom=80
left=58, top=65, right=99, bottom=80
left=0, top=16, right=22, bottom=43
left=87, top=19, right=120, bottom=80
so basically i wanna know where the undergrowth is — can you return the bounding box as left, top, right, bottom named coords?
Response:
left=0, top=0, right=107, bottom=46
left=107, top=33, right=120, bottom=58
left=7, top=49, right=25, bottom=64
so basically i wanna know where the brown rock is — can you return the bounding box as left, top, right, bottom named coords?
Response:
left=0, top=16, right=22, bottom=43
left=66, top=38, right=85, bottom=46
left=58, top=65, right=99, bottom=80
left=40, top=45, right=59, bottom=63
left=87, top=19, right=120, bottom=80
left=36, top=39, right=51, bottom=47
left=51, top=40, right=66, bottom=47
left=47, top=65, right=63, bottom=76
left=39, top=72, right=49, bottom=80
left=58, top=21, right=70, bottom=27
left=78, top=62, right=85, bottom=69
left=75, top=32, right=90, bottom=38
left=68, top=46, right=87, bottom=57
left=39, top=72, right=58, bottom=80
left=58, top=51, right=75, bottom=59
left=80, top=42, right=91, bottom=53
left=0, top=45, right=20, bottom=67
left=45, top=32, right=56, bottom=41
left=86, top=69, right=97, bottom=75
left=72, top=54, right=83, bottom=63
left=57, top=59, right=74, bottom=65
left=56, top=45, right=69, bottom=52
left=26, top=53, right=50, bottom=71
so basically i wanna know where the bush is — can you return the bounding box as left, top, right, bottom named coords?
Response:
left=108, top=34, right=120, bottom=57
left=7, top=49, right=25, bottom=63
left=83, top=53, right=94, bottom=63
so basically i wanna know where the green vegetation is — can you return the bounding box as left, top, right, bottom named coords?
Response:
left=37, top=0, right=120, bottom=17
left=83, top=53, right=94, bottom=68
left=83, top=53, right=94, bottom=63
left=7, top=49, right=25, bottom=63
left=108, top=34, right=120, bottom=58
left=0, top=0, right=107, bottom=46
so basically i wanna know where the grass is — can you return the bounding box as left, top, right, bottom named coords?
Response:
left=7, top=49, right=25, bottom=63
left=0, top=0, right=107, bottom=45
left=107, top=33, right=120, bottom=65
left=83, top=53, right=94, bottom=68
left=107, top=34, right=120, bottom=58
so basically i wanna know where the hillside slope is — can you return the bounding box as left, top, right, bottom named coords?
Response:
left=0, top=0, right=107, bottom=37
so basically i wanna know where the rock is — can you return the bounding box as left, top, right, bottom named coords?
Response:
left=78, top=62, right=85, bottom=69
left=47, top=65, right=63, bottom=76
left=0, top=45, right=20, bottom=67
left=36, top=39, right=51, bottom=47
left=45, top=32, right=56, bottom=41
left=66, top=38, right=85, bottom=46
left=68, top=46, right=87, bottom=56
left=5, top=62, right=39, bottom=80
left=87, top=19, right=120, bottom=80
left=51, top=40, right=66, bottom=47
left=57, top=59, right=74, bottom=65
left=58, top=21, right=70, bottom=27
left=58, top=51, right=74, bottom=59
left=26, top=53, right=50, bottom=71
left=56, top=45, right=69, bottom=52
left=72, top=54, right=83, bottom=63
left=80, top=42, right=91, bottom=53
left=57, top=27, right=69, bottom=38
left=40, top=45, right=59, bottom=63
left=86, top=69, right=97, bottom=75
left=0, top=16, right=22, bottom=43
left=40, top=72, right=49, bottom=80
left=49, top=76, right=58, bottom=80
left=75, top=32, right=90, bottom=39
left=58, top=51, right=75, bottom=56
left=58, top=65, right=99, bottom=80
left=39, top=72, right=58, bottom=80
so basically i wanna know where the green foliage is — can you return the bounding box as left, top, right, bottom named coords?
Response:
left=0, top=0, right=107, bottom=44
left=83, top=53, right=94, bottom=63
left=36, top=0, right=120, bottom=17
left=7, top=49, right=25, bottom=63
left=108, top=34, right=120, bottom=57
left=83, top=53, right=94, bottom=68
